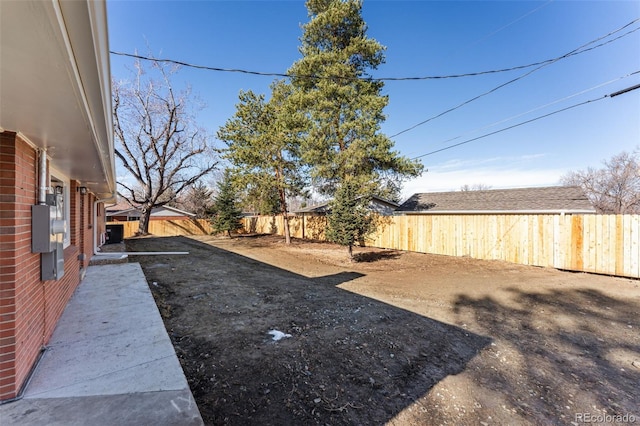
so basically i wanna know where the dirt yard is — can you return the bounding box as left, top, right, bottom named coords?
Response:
left=125, top=235, right=640, bottom=426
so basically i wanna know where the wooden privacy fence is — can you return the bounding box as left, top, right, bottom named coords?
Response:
left=107, top=219, right=213, bottom=239
left=240, top=214, right=640, bottom=279
left=108, top=214, right=640, bottom=278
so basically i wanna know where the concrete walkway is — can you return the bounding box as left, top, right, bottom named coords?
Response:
left=0, top=263, right=203, bottom=425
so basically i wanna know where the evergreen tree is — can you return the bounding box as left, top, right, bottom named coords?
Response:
left=218, top=80, right=307, bottom=244
left=211, top=170, right=243, bottom=237
left=326, top=180, right=374, bottom=260
left=242, top=184, right=281, bottom=217
left=288, top=0, right=422, bottom=200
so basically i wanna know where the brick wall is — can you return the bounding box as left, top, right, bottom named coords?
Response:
left=0, top=132, right=97, bottom=400
left=0, top=131, right=35, bottom=400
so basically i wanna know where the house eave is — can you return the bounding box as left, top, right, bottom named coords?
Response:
left=0, top=0, right=115, bottom=198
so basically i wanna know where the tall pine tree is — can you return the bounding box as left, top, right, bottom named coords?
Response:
left=288, top=0, right=423, bottom=201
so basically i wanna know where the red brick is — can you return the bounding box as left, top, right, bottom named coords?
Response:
left=0, top=133, right=106, bottom=400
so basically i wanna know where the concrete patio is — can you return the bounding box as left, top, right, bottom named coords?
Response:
left=0, top=263, right=203, bottom=425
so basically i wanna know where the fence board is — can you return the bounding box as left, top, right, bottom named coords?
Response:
left=615, top=215, right=625, bottom=276
left=238, top=213, right=640, bottom=279
left=107, top=219, right=213, bottom=239
left=631, top=215, right=640, bottom=277
left=110, top=213, right=640, bottom=279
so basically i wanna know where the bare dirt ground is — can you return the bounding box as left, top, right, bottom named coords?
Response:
left=125, top=234, right=640, bottom=426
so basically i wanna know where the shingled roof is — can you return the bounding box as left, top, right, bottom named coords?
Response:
left=396, top=186, right=596, bottom=214
left=295, top=195, right=399, bottom=216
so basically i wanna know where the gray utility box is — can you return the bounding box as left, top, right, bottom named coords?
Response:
left=32, top=194, right=66, bottom=280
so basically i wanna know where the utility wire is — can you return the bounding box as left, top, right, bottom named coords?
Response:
left=109, top=18, right=638, bottom=83
left=610, top=82, right=640, bottom=97
left=426, top=70, right=640, bottom=150
left=382, top=24, right=639, bottom=81
left=468, top=1, right=554, bottom=48
left=426, top=1, right=554, bottom=70
left=411, top=97, right=606, bottom=159
left=110, top=51, right=294, bottom=79
left=389, top=21, right=640, bottom=138
left=410, top=82, right=639, bottom=159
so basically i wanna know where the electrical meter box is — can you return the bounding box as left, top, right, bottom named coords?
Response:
left=32, top=194, right=66, bottom=280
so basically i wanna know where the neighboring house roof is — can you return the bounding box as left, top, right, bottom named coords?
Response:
left=396, top=186, right=596, bottom=214
left=0, top=0, right=115, bottom=198
left=107, top=205, right=196, bottom=218
left=295, top=196, right=400, bottom=215
left=106, top=200, right=136, bottom=212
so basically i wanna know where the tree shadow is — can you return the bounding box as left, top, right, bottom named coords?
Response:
left=353, top=250, right=402, bottom=263
left=165, top=218, right=208, bottom=236
left=311, top=271, right=365, bottom=286
left=233, top=233, right=269, bottom=239
left=452, top=287, right=640, bottom=423
left=189, top=217, right=210, bottom=234
left=127, top=236, right=491, bottom=426
left=247, top=217, right=258, bottom=234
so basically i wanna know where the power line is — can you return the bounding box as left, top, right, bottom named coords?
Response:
left=610, top=83, right=640, bottom=97
left=471, top=1, right=554, bottom=46
left=411, top=97, right=606, bottom=159
left=108, top=18, right=638, bottom=83
left=421, top=71, right=640, bottom=150
left=410, top=83, right=639, bottom=159
left=389, top=20, right=640, bottom=138
left=383, top=23, right=639, bottom=82
left=425, top=1, right=554, bottom=70
left=110, top=51, right=294, bottom=79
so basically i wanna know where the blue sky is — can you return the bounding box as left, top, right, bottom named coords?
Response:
left=107, top=0, right=640, bottom=199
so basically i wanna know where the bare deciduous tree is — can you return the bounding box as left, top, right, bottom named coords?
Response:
left=175, top=182, right=215, bottom=219
left=460, top=184, right=493, bottom=191
left=561, top=149, right=640, bottom=214
left=113, top=58, right=217, bottom=234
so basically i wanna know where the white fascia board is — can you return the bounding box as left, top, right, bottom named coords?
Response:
left=54, top=0, right=115, bottom=197
left=86, top=0, right=116, bottom=194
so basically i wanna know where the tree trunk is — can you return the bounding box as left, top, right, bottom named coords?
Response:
left=283, top=214, right=291, bottom=244
left=278, top=187, right=291, bottom=245
left=138, top=207, right=152, bottom=235
left=348, top=244, right=354, bottom=261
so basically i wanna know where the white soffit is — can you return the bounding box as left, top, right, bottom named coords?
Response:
left=0, top=0, right=115, bottom=198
